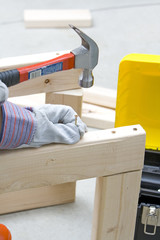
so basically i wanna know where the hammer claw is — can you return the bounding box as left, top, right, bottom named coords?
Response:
left=70, top=25, right=99, bottom=88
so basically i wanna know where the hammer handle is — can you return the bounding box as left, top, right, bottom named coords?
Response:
left=0, top=69, right=20, bottom=87
left=0, top=53, right=75, bottom=87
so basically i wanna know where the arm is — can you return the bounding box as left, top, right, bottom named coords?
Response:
left=0, top=80, right=9, bottom=105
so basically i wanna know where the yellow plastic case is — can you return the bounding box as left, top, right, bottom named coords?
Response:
left=115, top=53, right=160, bottom=150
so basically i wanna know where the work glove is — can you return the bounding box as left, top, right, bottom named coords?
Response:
left=0, top=80, right=9, bottom=104
left=31, top=104, right=87, bottom=146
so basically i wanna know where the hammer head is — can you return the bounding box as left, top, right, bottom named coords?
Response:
left=70, top=25, right=99, bottom=88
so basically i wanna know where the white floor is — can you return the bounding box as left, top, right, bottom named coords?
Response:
left=0, top=179, right=96, bottom=239
left=0, top=0, right=160, bottom=238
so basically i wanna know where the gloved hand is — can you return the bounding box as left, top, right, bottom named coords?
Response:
left=0, top=80, right=9, bottom=104
left=30, top=104, right=88, bottom=146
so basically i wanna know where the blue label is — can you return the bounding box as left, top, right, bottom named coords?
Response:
left=28, top=62, right=63, bottom=79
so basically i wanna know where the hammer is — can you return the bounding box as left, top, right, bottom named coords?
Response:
left=0, top=25, right=99, bottom=88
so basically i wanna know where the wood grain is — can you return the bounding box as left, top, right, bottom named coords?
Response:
left=0, top=125, right=145, bottom=194
left=0, top=183, right=75, bottom=215
left=91, top=171, right=142, bottom=240
left=46, top=89, right=83, bottom=117
left=82, top=103, right=115, bottom=129
left=83, top=86, right=117, bottom=110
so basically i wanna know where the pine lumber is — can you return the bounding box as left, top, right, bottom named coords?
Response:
left=8, top=93, right=45, bottom=107
left=9, top=69, right=81, bottom=97
left=0, top=183, right=75, bottom=215
left=46, top=89, right=83, bottom=116
left=24, top=9, right=92, bottom=28
left=9, top=94, right=116, bottom=130
left=0, top=125, right=145, bottom=194
left=9, top=88, right=83, bottom=116
left=82, top=103, right=115, bottom=129
left=91, top=171, right=142, bottom=240
left=83, top=86, right=117, bottom=110
left=0, top=50, right=70, bottom=70
left=0, top=51, right=81, bottom=97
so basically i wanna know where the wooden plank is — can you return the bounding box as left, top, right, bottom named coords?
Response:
left=0, top=183, right=75, bottom=215
left=24, top=9, right=92, bottom=28
left=82, top=103, right=115, bottom=129
left=46, top=89, right=83, bottom=117
left=0, top=51, right=81, bottom=97
left=8, top=69, right=81, bottom=97
left=8, top=93, right=45, bottom=107
left=9, top=95, right=115, bottom=129
left=8, top=89, right=82, bottom=112
left=91, top=171, right=142, bottom=240
left=0, top=50, right=70, bottom=70
left=83, top=86, right=117, bottom=109
left=0, top=125, right=145, bottom=194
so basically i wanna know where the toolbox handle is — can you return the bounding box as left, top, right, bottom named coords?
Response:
left=143, top=206, right=158, bottom=235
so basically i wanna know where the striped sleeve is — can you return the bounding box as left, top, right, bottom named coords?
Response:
left=0, top=101, right=36, bottom=149
left=0, top=80, right=9, bottom=105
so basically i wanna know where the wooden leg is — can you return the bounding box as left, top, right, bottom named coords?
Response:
left=91, top=171, right=142, bottom=240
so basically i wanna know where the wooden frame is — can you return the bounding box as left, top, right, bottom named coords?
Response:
left=0, top=124, right=145, bottom=239
left=0, top=125, right=145, bottom=193
left=0, top=52, right=146, bottom=239
left=0, top=52, right=82, bottom=210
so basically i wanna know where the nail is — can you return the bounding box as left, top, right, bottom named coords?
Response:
left=75, top=115, right=78, bottom=125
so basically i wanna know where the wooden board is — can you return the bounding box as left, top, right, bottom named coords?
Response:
left=46, top=89, right=83, bottom=116
left=8, top=69, right=81, bottom=97
left=0, top=183, right=75, bottom=215
left=0, top=125, right=145, bottom=194
left=83, top=86, right=117, bottom=109
left=0, top=51, right=81, bottom=97
left=9, top=93, right=45, bottom=107
left=9, top=95, right=115, bottom=129
left=24, top=9, right=92, bottom=28
left=82, top=103, right=115, bottom=129
left=0, top=51, right=70, bottom=70
left=91, top=171, right=142, bottom=240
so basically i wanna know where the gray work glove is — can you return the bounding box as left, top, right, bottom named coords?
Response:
left=0, top=80, right=9, bottom=104
left=30, top=104, right=88, bottom=147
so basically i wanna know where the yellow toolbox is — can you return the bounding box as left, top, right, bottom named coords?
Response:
left=115, top=54, right=160, bottom=238
left=115, top=53, right=160, bottom=150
